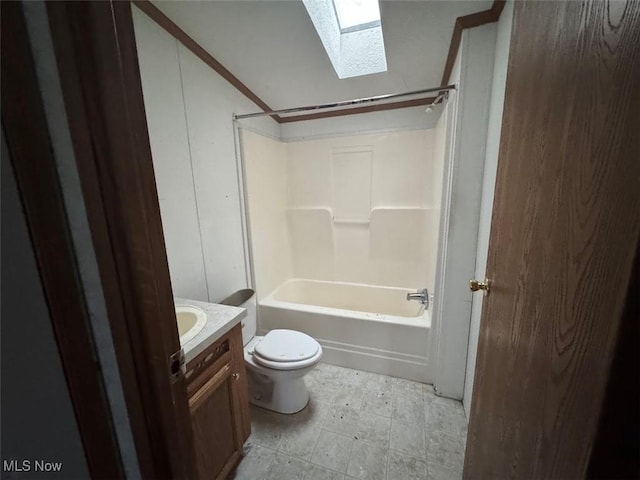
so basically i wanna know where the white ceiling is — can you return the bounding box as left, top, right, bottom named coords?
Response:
left=153, top=0, right=493, bottom=110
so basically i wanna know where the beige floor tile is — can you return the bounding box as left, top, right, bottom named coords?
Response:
left=426, top=434, right=464, bottom=472
left=346, top=439, right=388, bottom=480
left=427, top=461, right=462, bottom=480
left=356, top=411, right=391, bottom=444
left=316, top=363, right=346, bottom=383
left=341, top=368, right=370, bottom=388
left=362, top=389, right=393, bottom=418
left=304, top=463, right=346, bottom=480
left=263, top=453, right=308, bottom=480
left=248, top=407, right=288, bottom=450
left=310, top=430, right=354, bottom=472
left=393, top=392, right=425, bottom=424
left=332, top=386, right=365, bottom=409
left=424, top=391, right=461, bottom=410
left=278, top=422, right=322, bottom=461
left=308, top=377, right=341, bottom=404
left=323, top=404, right=361, bottom=436
left=387, top=450, right=428, bottom=480
left=425, top=403, right=466, bottom=439
left=231, top=444, right=276, bottom=480
left=288, top=398, right=331, bottom=429
left=362, top=371, right=394, bottom=395
left=390, top=418, right=426, bottom=458
left=392, top=377, right=424, bottom=400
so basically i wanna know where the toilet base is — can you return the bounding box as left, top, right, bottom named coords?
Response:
left=247, top=370, right=310, bottom=414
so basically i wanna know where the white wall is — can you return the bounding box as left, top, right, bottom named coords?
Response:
left=431, top=22, right=498, bottom=399
left=241, top=130, right=293, bottom=300
left=280, top=105, right=443, bottom=142
left=133, top=6, right=280, bottom=303
left=463, top=0, right=514, bottom=418
left=134, top=9, right=208, bottom=301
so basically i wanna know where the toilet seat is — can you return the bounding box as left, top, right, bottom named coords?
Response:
left=252, top=329, right=322, bottom=371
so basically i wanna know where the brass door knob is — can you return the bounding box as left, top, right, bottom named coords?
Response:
left=469, top=279, right=490, bottom=296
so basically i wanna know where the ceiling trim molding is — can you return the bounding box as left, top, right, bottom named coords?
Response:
left=441, top=0, right=506, bottom=86
left=134, top=0, right=505, bottom=125
left=132, top=1, right=283, bottom=123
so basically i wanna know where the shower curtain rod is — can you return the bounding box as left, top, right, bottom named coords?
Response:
left=233, top=84, right=457, bottom=120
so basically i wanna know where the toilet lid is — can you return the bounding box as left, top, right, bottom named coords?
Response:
left=253, top=329, right=320, bottom=363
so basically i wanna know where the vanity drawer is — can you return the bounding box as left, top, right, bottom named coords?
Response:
left=186, top=336, right=231, bottom=396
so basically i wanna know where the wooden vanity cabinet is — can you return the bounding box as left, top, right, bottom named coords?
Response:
left=185, top=324, right=250, bottom=480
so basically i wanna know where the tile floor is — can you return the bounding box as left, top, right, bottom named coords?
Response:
left=230, top=363, right=468, bottom=480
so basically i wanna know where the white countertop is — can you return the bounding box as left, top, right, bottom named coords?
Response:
left=175, top=297, right=247, bottom=363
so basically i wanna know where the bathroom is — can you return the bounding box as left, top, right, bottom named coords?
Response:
left=133, top=1, right=508, bottom=478
left=4, top=0, right=637, bottom=478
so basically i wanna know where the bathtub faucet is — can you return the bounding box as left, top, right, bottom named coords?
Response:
left=406, top=288, right=430, bottom=308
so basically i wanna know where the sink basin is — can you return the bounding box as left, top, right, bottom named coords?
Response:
left=176, top=304, right=207, bottom=344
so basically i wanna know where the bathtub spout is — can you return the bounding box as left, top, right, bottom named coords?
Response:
left=406, top=288, right=429, bottom=308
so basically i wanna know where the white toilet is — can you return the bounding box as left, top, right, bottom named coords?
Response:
left=238, top=291, right=322, bottom=414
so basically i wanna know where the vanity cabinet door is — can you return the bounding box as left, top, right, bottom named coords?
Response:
left=189, top=362, right=241, bottom=480
left=228, top=325, right=251, bottom=442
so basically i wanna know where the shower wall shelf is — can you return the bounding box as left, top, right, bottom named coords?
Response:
left=332, top=217, right=371, bottom=225
left=286, top=208, right=436, bottom=227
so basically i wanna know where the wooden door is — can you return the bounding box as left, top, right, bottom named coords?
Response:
left=1, top=4, right=123, bottom=477
left=464, top=0, right=640, bottom=477
left=45, top=2, right=197, bottom=478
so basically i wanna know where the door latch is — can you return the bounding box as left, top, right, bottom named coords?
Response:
left=469, top=279, right=491, bottom=296
left=169, top=348, right=185, bottom=383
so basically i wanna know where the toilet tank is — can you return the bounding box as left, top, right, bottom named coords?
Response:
left=219, top=289, right=256, bottom=346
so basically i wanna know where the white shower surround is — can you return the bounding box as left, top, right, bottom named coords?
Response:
left=242, top=128, right=443, bottom=382
left=259, top=279, right=430, bottom=382
left=242, top=129, right=442, bottom=295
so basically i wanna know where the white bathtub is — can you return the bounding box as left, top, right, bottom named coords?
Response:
left=259, top=279, right=431, bottom=382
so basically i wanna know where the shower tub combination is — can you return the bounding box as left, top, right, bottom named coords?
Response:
left=259, top=278, right=431, bottom=382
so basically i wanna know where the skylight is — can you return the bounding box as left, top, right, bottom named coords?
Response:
left=333, top=0, right=381, bottom=32
left=302, top=0, right=387, bottom=79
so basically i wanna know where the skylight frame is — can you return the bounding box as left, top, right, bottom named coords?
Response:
left=302, top=0, right=388, bottom=79
left=332, top=0, right=382, bottom=33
